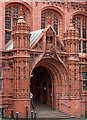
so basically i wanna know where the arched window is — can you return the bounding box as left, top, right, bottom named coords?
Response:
left=72, top=15, right=87, bottom=53
left=5, top=3, right=31, bottom=44
left=82, top=67, right=87, bottom=91
left=41, top=10, right=60, bottom=35
left=72, top=16, right=86, bottom=39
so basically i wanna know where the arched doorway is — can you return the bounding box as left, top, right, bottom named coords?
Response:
left=31, top=66, right=52, bottom=107
left=30, top=58, right=68, bottom=110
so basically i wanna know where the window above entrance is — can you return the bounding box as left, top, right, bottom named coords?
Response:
left=41, top=10, right=62, bottom=35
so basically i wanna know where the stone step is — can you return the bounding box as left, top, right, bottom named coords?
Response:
left=31, top=109, right=73, bottom=119
left=30, top=102, right=74, bottom=119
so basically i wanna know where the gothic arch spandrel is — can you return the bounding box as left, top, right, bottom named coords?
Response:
left=30, top=25, right=67, bottom=74
left=30, top=58, right=69, bottom=103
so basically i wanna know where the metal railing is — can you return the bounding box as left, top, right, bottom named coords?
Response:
left=61, top=103, right=70, bottom=108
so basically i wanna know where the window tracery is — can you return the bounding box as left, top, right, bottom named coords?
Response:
left=82, top=71, right=87, bottom=91
left=72, top=16, right=86, bottom=39
left=72, top=15, right=87, bottom=53
left=41, top=10, right=60, bottom=35
left=5, top=4, right=31, bottom=44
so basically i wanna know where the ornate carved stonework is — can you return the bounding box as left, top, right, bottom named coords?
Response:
left=43, top=51, right=58, bottom=60
left=33, top=39, right=43, bottom=50
left=46, top=27, right=55, bottom=37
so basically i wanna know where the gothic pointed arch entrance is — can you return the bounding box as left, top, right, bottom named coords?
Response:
left=30, top=58, right=69, bottom=110
left=31, top=66, right=52, bottom=106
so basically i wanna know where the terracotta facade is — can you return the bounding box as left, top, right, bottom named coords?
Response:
left=0, top=1, right=87, bottom=118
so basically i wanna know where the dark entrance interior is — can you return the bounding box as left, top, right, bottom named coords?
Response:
left=31, top=66, right=52, bottom=107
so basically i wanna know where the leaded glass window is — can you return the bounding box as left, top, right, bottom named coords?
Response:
left=13, top=18, right=18, bottom=26
left=72, top=16, right=87, bottom=53
left=78, top=28, right=81, bottom=38
left=83, top=72, right=87, bottom=79
left=41, top=10, right=59, bottom=35
left=0, top=79, right=2, bottom=91
left=5, top=32, right=11, bottom=44
left=54, top=24, right=58, bottom=35
left=72, top=16, right=87, bottom=39
left=83, top=41, right=86, bottom=53
left=83, top=81, right=87, bottom=91
left=83, top=28, right=86, bottom=38
left=5, top=4, right=30, bottom=44
left=79, top=40, right=81, bottom=53
left=41, top=22, right=45, bottom=29
left=5, top=17, right=11, bottom=29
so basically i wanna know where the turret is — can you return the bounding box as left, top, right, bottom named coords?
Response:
left=63, top=19, right=79, bottom=55
left=12, top=6, right=31, bottom=118
left=12, top=6, right=30, bottom=50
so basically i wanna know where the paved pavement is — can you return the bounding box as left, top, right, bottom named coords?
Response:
left=0, top=118, right=87, bottom=120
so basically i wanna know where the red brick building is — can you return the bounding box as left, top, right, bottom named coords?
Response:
left=0, top=0, right=87, bottom=118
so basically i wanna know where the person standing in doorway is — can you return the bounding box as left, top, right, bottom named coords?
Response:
left=30, top=92, right=34, bottom=109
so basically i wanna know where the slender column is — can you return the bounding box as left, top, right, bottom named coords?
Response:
left=76, top=40, right=78, bottom=53
left=14, top=61, right=17, bottom=89
left=14, top=36, right=16, bottom=49
left=26, top=60, right=29, bottom=89
left=81, top=39, right=83, bottom=54
left=16, top=37, right=18, bottom=49
left=16, top=61, right=19, bottom=89
left=25, top=37, right=27, bottom=49
left=20, top=37, right=21, bottom=49
left=21, top=36, right=23, bottom=48
left=20, top=61, right=23, bottom=89
left=2, top=67, right=4, bottom=91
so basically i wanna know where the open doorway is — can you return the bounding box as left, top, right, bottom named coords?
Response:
left=30, top=66, right=52, bottom=107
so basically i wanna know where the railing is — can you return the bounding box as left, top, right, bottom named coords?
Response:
left=61, top=103, right=70, bottom=108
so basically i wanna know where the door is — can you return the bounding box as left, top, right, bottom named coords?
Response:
left=43, top=82, right=47, bottom=104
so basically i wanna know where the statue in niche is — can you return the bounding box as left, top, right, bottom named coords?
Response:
left=46, top=36, right=54, bottom=51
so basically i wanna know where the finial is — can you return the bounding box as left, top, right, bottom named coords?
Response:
left=19, top=5, right=23, bottom=16
left=67, top=16, right=75, bottom=31
left=70, top=16, right=72, bottom=24
left=17, top=5, right=25, bottom=24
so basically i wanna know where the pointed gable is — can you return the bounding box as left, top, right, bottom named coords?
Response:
left=31, top=24, right=56, bottom=50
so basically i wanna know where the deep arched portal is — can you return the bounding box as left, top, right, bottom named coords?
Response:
left=31, top=66, right=52, bottom=106
left=30, top=58, right=68, bottom=110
